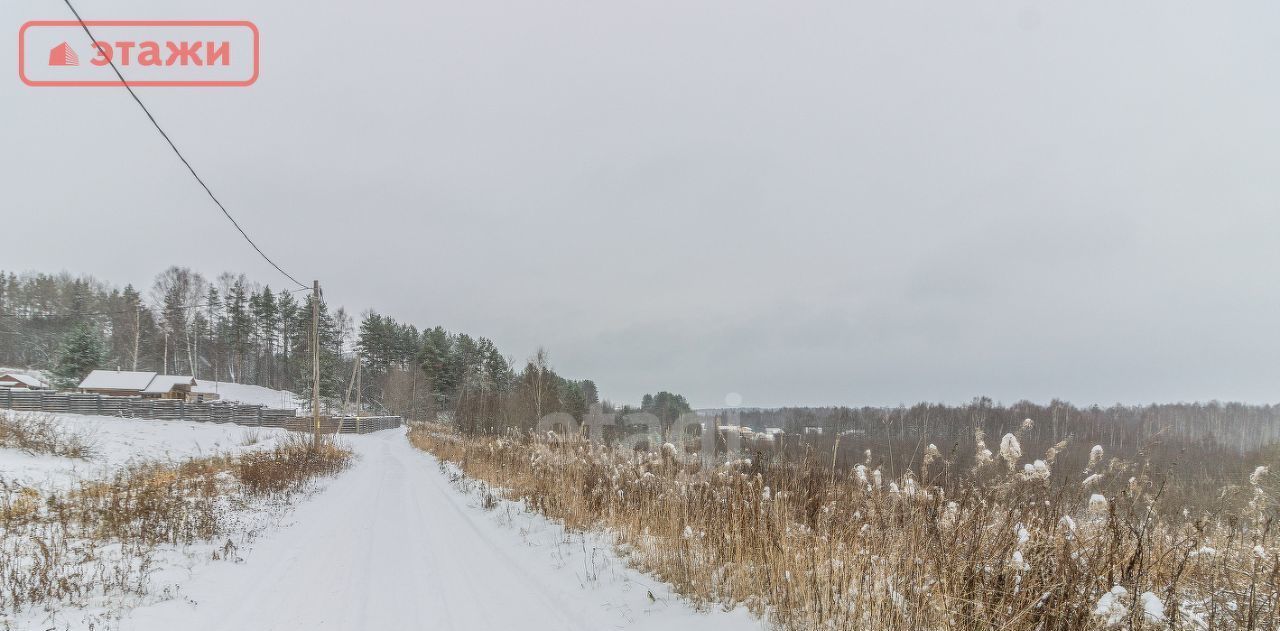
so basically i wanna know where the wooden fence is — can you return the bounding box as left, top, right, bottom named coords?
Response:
left=283, top=415, right=404, bottom=434
left=0, top=388, right=401, bottom=434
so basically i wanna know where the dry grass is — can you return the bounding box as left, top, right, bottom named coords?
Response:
left=0, top=411, right=95, bottom=459
left=411, top=421, right=1280, bottom=630
left=240, top=429, right=263, bottom=446
left=237, top=433, right=354, bottom=496
left=0, top=433, right=352, bottom=618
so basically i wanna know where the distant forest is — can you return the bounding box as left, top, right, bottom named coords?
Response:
left=3, top=268, right=1278, bottom=457
left=0, top=267, right=602, bottom=428
left=711, top=396, right=1280, bottom=456
left=689, top=399, right=1280, bottom=512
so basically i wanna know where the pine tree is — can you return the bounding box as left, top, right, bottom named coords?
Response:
left=358, top=312, right=393, bottom=374
left=226, top=278, right=250, bottom=382
left=252, top=286, right=279, bottom=386
left=561, top=381, right=588, bottom=422
left=294, top=293, right=343, bottom=407
left=53, top=324, right=105, bottom=388
left=418, top=327, right=454, bottom=409
left=276, top=289, right=300, bottom=390
left=581, top=380, right=599, bottom=405
left=641, top=391, right=692, bottom=429
left=480, top=339, right=510, bottom=391
left=107, top=285, right=143, bottom=370
left=395, top=323, right=421, bottom=369
left=204, top=286, right=224, bottom=380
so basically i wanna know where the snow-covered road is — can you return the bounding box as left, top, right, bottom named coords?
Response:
left=119, top=429, right=758, bottom=631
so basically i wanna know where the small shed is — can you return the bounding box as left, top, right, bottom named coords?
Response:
left=0, top=372, right=47, bottom=389
left=142, top=375, right=199, bottom=400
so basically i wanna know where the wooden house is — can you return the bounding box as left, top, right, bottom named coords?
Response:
left=78, top=370, right=202, bottom=401
left=0, top=372, right=47, bottom=389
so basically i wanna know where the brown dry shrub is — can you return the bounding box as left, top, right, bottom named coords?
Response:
left=0, top=411, right=95, bottom=459
left=236, top=433, right=353, bottom=497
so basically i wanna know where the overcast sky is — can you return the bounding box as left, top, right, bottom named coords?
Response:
left=3, top=0, right=1279, bottom=408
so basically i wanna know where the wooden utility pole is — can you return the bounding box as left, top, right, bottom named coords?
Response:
left=343, top=351, right=359, bottom=414
left=353, top=356, right=364, bottom=434
left=409, top=370, right=418, bottom=423
left=312, top=280, right=321, bottom=447
left=131, top=302, right=142, bottom=371
left=354, top=357, right=362, bottom=415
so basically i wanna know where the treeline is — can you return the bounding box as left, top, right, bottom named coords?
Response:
left=0, top=268, right=601, bottom=427
left=703, top=398, right=1280, bottom=512
left=0, top=268, right=343, bottom=394
left=355, top=315, right=601, bottom=431
left=720, top=396, right=1280, bottom=454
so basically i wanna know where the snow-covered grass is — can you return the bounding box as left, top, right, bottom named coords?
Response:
left=0, top=412, right=294, bottom=492
left=0, top=415, right=352, bottom=626
left=411, top=422, right=1280, bottom=630
left=0, top=410, right=95, bottom=459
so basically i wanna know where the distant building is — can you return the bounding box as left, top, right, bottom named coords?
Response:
left=78, top=370, right=214, bottom=402
left=803, top=426, right=825, bottom=436
left=717, top=424, right=756, bottom=441
left=0, top=372, right=47, bottom=389
left=754, top=427, right=785, bottom=442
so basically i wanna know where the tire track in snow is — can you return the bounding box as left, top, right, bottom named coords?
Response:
left=114, top=430, right=758, bottom=631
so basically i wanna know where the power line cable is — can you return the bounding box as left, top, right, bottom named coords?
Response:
left=59, top=0, right=308, bottom=290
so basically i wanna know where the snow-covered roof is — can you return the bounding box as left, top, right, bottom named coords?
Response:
left=142, top=375, right=198, bottom=394
left=79, top=370, right=157, bottom=391
left=0, top=372, right=45, bottom=388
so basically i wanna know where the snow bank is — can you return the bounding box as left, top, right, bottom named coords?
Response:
left=0, top=412, right=291, bottom=490
left=194, top=380, right=299, bottom=409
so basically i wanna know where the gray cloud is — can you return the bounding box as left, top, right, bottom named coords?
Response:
left=3, top=0, right=1278, bottom=408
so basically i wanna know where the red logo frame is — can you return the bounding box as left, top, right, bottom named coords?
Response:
left=19, top=20, right=259, bottom=87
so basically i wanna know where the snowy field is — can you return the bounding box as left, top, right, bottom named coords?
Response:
left=0, top=411, right=291, bottom=491
left=2, top=414, right=757, bottom=630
